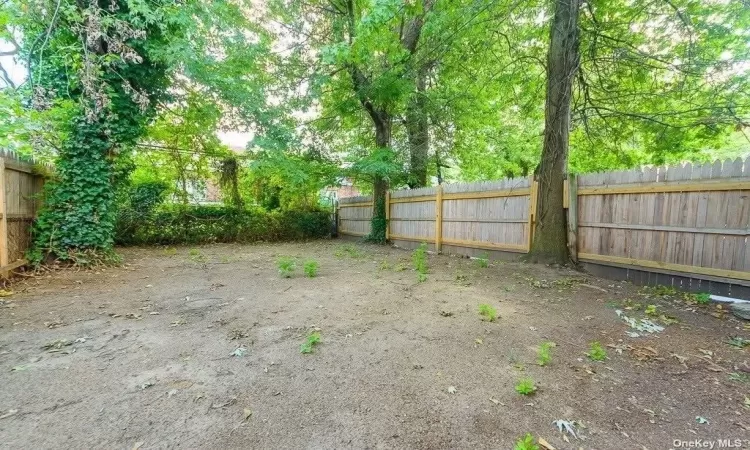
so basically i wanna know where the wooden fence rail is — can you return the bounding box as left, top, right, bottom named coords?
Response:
left=0, top=152, right=47, bottom=278
left=338, top=157, right=750, bottom=296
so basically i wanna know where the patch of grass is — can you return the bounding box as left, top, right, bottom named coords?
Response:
left=163, top=247, right=177, bottom=256
left=277, top=257, right=296, bottom=278
left=393, top=262, right=407, bottom=272
left=335, top=244, right=364, bottom=259
left=586, top=341, right=608, bottom=361
left=645, top=304, right=658, bottom=316
left=690, top=292, right=711, bottom=305
left=514, top=434, right=539, bottom=450
left=412, top=243, right=429, bottom=282
left=537, top=341, right=555, bottom=367
left=478, top=303, right=497, bottom=322
left=515, top=378, right=537, bottom=396
left=643, top=285, right=677, bottom=297
left=729, top=372, right=750, bottom=383
left=475, top=252, right=489, bottom=268
left=726, top=336, right=750, bottom=349
left=303, top=260, right=319, bottom=278
left=299, top=332, right=321, bottom=354
left=378, top=260, right=391, bottom=271
left=188, top=248, right=205, bottom=262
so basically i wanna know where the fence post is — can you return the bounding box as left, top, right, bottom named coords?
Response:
left=435, top=185, right=443, bottom=253
left=385, top=191, right=390, bottom=241
left=566, top=174, right=578, bottom=262
left=527, top=176, right=538, bottom=252
left=0, top=159, right=8, bottom=274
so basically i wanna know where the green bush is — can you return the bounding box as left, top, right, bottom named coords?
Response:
left=115, top=205, right=331, bottom=245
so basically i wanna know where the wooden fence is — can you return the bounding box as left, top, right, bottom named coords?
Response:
left=0, top=152, right=46, bottom=277
left=337, top=157, right=750, bottom=292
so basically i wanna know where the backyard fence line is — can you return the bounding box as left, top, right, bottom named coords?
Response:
left=0, top=151, right=48, bottom=278
left=337, top=157, right=750, bottom=293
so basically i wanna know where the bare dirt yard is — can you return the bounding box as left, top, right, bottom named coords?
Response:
left=0, top=240, right=749, bottom=449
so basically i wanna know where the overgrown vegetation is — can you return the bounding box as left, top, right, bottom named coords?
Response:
left=478, top=304, right=498, bottom=322
left=116, top=205, right=330, bottom=246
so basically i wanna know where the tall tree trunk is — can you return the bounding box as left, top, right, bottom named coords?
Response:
left=370, top=118, right=392, bottom=242
left=406, top=66, right=429, bottom=188
left=529, top=0, right=581, bottom=263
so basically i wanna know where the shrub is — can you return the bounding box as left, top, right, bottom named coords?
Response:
left=115, top=205, right=331, bottom=245
left=304, top=260, right=319, bottom=278
left=478, top=303, right=497, bottom=322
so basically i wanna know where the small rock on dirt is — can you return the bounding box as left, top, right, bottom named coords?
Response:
left=731, top=303, right=750, bottom=320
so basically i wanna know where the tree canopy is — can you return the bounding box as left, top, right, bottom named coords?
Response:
left=0, top=0, right=747, bottom=260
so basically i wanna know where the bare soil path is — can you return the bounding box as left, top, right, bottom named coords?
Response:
left=0, top=240, right=748, bottom=449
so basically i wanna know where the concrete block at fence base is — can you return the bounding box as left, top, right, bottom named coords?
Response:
left=731, top=303, right=750, bottom=321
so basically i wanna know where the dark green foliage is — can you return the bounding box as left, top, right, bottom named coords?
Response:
left=115, top=206, right=331, bottom=245
left=366, top=195, right=388, bottom=244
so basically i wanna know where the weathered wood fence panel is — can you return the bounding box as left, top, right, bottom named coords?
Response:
left=0, top=152, right=47, bottom=277
left=337, top=157, right=750, bottom=293
left=337, top=195, right=373, bottom=237
left=576, top=158, right=750, bottom=285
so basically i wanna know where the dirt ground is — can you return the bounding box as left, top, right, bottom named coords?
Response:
left=0, top=240, right=749, bottom=449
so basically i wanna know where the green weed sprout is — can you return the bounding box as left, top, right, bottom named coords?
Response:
left=514, top=433, right=539, bottom=450
left=475, top=252, right=489, bottom=268
left=412, top=243, right=428, bottom=282
left=304, top=260, right=319, bottom=278
left=537, top=341, right=555, bottom=366
left=300, top=332, right=321, bottom=354
left=586, top=341, right=608, bottom=361
left=515, top=378, right=537, bottom=396
left=478, top=303, right=497, bottom=322
left=277, top=257, right=296, bottom=278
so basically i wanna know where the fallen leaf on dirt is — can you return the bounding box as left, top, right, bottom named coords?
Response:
left=538, top=437, right=556, bottom=450
left=125, top=313, right=142, bottom=320
left=439, top=310, right=453, bottom=317
left=170, top=319, right=186, bottom=327
left=231, top=346, right=247, bottom=357
left=475, top=338, right=483, bottom=345
left=553, top=419, right=578, bottom=439
left=744, top=396, right=750, bottom=409
left=139, top=382, right=154, bottom=390
left=447, top=386, right=457, bottom=394
left=10, top=365, right=26, bottom=372
left=0, top=290, right=14, bottom=297
left=696, top=416, right=709, bottom=424
left=736, top=421, right=750, bottom=431
left=167, top=389, right=178, bottom=398
left=631, top=346, right=660, bottom=362
left=243, top=408, right=253, bottom=420
left=149, top=312, right=160, bottom=315
left=726, top=336, right=750, bottom=349
left=489, top=398, right=500, bottom=405
left=0, top=409, right=18, bottom=420
left=131, top=441, right=144, bottom=450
